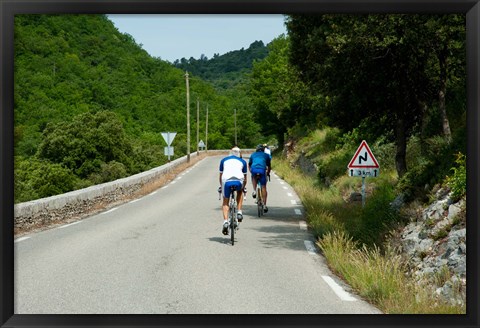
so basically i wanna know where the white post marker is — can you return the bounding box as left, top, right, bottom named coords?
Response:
left=347, top=140, right=380, bottom=207
left=161, top=132, right=177, bottom=161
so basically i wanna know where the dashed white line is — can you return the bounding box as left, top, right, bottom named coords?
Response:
left=171, top=181, right=176, bottom=184
left=290, top=200, right=297, bottom=205
left=15, top=237, right=30, bottom=243
left=59, top=221, right=81, bottom=229
left=299, top=220, right=307, bottom=230
left=322, top=275, right=357, bottom=301
left=295, top=209, right=302, bottom=215
left=177, top=176, right=182, bottom=180
left=279, top=181, right=285, bottom=185
left=283, top=186, right=288, bottom=190
left=304, top=240, right=317, bottom=255
left=287, top=193, right=293, bottom=197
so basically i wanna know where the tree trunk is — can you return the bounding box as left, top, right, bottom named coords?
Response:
left=395, top=108, right=408, bottom=178
left=438, top=46, right=452, bottom=143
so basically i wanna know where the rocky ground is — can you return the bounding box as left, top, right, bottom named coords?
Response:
left=394, top=188, right=466, bottom=307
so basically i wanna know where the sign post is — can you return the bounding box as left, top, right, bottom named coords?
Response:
left=347, top=140, right=380, bottom=207
left=161, top=132, right=177, bottom=161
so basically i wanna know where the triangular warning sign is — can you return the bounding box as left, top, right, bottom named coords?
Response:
left=348, top=140, right=380, bottom=168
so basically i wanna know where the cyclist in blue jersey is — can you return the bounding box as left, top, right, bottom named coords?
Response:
left=248, top=144, right=271, bottom=213
left=219, top=146, right=248, bottom=235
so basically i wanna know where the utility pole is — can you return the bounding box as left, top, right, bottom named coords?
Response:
left=205, top=104, right=209, bottom=152
left=185, top=71, right=190, bottom=163
left=234, top=108, right=237, bottom=145
left=196, top=98, right=199, bottom=156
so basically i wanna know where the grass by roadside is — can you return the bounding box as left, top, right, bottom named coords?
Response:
left=272, top=157, right=465, bottom=314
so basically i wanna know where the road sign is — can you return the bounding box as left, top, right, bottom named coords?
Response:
left=161, top=132, right=176, bottom=146
left=164, top=147, right=174, bottom=156
left=348, top=140, right=380, bottom=170
left=198, top=140, right=205, bottom=148
left=349, top=168, right=380, bottom=177
left=347, top=140, right=380, bottom=207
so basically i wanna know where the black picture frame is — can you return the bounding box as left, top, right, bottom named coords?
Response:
left=1, top=1, right=479, bottom=327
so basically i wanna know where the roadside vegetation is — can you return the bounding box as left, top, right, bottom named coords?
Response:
left=272, top=128, right=466, bottom=314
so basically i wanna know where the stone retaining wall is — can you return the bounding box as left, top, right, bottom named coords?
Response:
left=14, top=150, right=232, bottom=233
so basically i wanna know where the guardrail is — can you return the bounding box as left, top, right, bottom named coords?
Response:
left=14, top=149, right=256, bottom=234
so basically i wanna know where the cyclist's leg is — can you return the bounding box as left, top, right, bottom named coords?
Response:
left=235, top=181, right=245, bottom=221
left=222, top=181, right=234, bottom=234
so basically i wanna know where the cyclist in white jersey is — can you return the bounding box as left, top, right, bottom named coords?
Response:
left=219, top=146, right=247, bottom=235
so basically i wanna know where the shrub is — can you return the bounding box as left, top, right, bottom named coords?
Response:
left=445, top=152, right=466, bottom=202
left=14, top=156, right=79, bottom=203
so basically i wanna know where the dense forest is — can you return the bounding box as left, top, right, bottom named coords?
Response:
left=14, top=14, right=466, bottom=209
left=14, top=14, right=265, bottom=202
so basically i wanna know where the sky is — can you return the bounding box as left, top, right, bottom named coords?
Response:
left=108, top=14, right=287, bottom=63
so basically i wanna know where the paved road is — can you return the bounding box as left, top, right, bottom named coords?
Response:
left=14, top=155, right=382, bottom=314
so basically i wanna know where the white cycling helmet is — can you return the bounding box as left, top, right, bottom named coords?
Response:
left=231, top=146, right=241, bottom=157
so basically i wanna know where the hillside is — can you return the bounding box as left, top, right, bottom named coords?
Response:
left=173, top=40, right=269, bottom=91
left=13, top=14, right=265, bottom=203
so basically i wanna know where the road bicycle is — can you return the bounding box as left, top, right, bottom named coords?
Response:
left=218, top=185, right=239, bottom=245
left=254, top=173, right=264, bottom=217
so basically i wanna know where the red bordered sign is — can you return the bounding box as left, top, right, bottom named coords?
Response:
left=347, top=140, right=380, bottom=177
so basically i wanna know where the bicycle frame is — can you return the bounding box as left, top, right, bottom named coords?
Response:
left=228, top=186, right=238, bottom=245
left=255, top=174, right=264, bottom=217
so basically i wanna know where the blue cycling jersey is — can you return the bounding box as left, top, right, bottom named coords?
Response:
left=249, top=151, right=271, bottom=170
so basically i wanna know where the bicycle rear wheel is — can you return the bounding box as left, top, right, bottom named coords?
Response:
left=229, top=195, right=235, bottom=245
left=257, top=186, right=263, bottom=217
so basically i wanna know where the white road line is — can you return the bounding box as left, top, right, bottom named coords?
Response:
left=290, top=200, right=297, bottom=205
left=171, top=181, right=176, bottom=184
left=287, top=193, right=293, bottom=197
left=150, top=191, right=158, bottom=195
left=322, top=275, right=357, bottom=301
left=295, top=209, right=302, bottom=216
left=304, top=240, right=317, bottom=255
left=283, top=186, right=288, bottom=190
left=129, top=199, right=141, bottom=204
left=177, top=176, right=182, bottom=180
left=102, top=207, right=118, bottom=214
left=299, top=220, right=307, bottom=230
left=161, top=185, right=168, bottom=189
left=58, top=221, right=81, bottom=229
left=15, top=237, right=30, bottom=243
left=279, top=181, right=285, bottom=185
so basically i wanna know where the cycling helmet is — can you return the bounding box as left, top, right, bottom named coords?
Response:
left=231, top=146, right=241, bottom=157
left=256, top=144, right=264, bottom=151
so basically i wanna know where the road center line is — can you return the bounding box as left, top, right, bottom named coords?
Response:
left=322, top=275, right=357, bottom=301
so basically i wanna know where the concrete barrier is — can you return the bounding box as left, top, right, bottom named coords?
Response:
left=14, top=149, right=255, bottom=233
